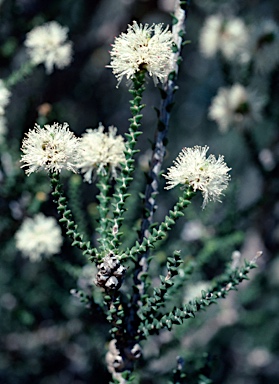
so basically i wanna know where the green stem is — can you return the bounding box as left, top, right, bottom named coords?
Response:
left=123, top=188, right=195, bottom=343
left=140, top=256, right=258, bottom=337
left=109, top=70, right=146, bottom=250
left=137, top=250, right=183, bottom=323
left=128, top=188, right=195, bottom=260
left=50, top=172, right=97, bottom=261
left=104, top=292, right=126, bottom=338
left=96, top=171, right=112, bottom=253
left=68, top=174, right=90, bottom=241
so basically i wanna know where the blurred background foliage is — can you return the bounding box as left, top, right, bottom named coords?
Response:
left=0, top=0, right=279, bottom=383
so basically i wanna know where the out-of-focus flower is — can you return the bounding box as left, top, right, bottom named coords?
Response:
left=0, top=115, right=7, bottom=144
left=163, top=146, right=231, bottom=208
left=208, top=83, right=266, bottom=132
left=199, top=15, right=248, bottom=60
left=77, top=123, right=125, bottom=183
left=0, top=80, right=12, bottom=143
left=24, top=21, right=73, bottom=74
left=231, top=250, right=241, bottom=269
left=181, top=220, right=208, bottom=242
left=107, top=21, right=174, bottom=86
left=259, top=148, right=275, bottom=171
left=15, top=213, right=63, bottom=261
left=183, top=281, right=210, bottom=304
left=158, top=0, right=176, bottom=13
left=37, top=103, right=52, bottom=117
left=247, top=348, right=272, bottom=368
left=241, top=19, right=279, bottom=74
left=0, top=80, right=11, bottom=115
left=20, top=122, right=80, bottom=175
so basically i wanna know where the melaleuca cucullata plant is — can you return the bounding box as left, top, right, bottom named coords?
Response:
left=17, top=1, right=262, bottom=382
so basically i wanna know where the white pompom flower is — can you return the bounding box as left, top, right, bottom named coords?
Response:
left=15, top=213, right=63, bottom=261
left=20, top=122, right=80, bottom=175
left=77, top=123, right=125, bottom=183
left=107, top=21, right=174, bottom=86
left=163, top=146, right=231, bottom=208
left=208, top=83, right=266, bottom=132
left=24, top=21, right=73, bottom=74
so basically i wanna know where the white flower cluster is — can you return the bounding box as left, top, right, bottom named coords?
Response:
left=208, top=83, right=266, bottom=132
left=24, top=21, right=73, bottom=74
left=108, top=21, right=174, bottom=86
left=15, top=213, right=63, bottom=261
left=200, top=14, right=279, bottom=74
left=20, top=122, right=126, bottom=181
left=164, top=146, right=231, bottom=208
left=199, top=14, right=248, bottom=60
left=77, top=123, right=125, bottom=183
left=20, top=122, right=80, bottom=175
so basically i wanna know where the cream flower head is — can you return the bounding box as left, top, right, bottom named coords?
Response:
left=15, top=213, right=63, bottom=261
left=20, top=122, right=80, bottom=175
left=77, top=123, right=125, bottom=182
left=24, top=21, right=73, bottom=73
left=107, top=21, right=174, bottom=86
left=208, top=83, right=266, bottom=132
left=163, top=146, right=231, bottom=208
left=199, top=15, right=248, bottom=60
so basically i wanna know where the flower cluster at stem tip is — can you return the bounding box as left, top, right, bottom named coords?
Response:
left=20, top=122, right=80, bottom=175
left=20, top=18, right=232, bottom=210
left=20, top=130, right=231, bottom=208
left=20, top=122, right=125, bottom=180
left=163, top=146, right=231, bottom=209
left=107, top=21, right=174, bottom=86
left=76, top=123, right=125, bottom=182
